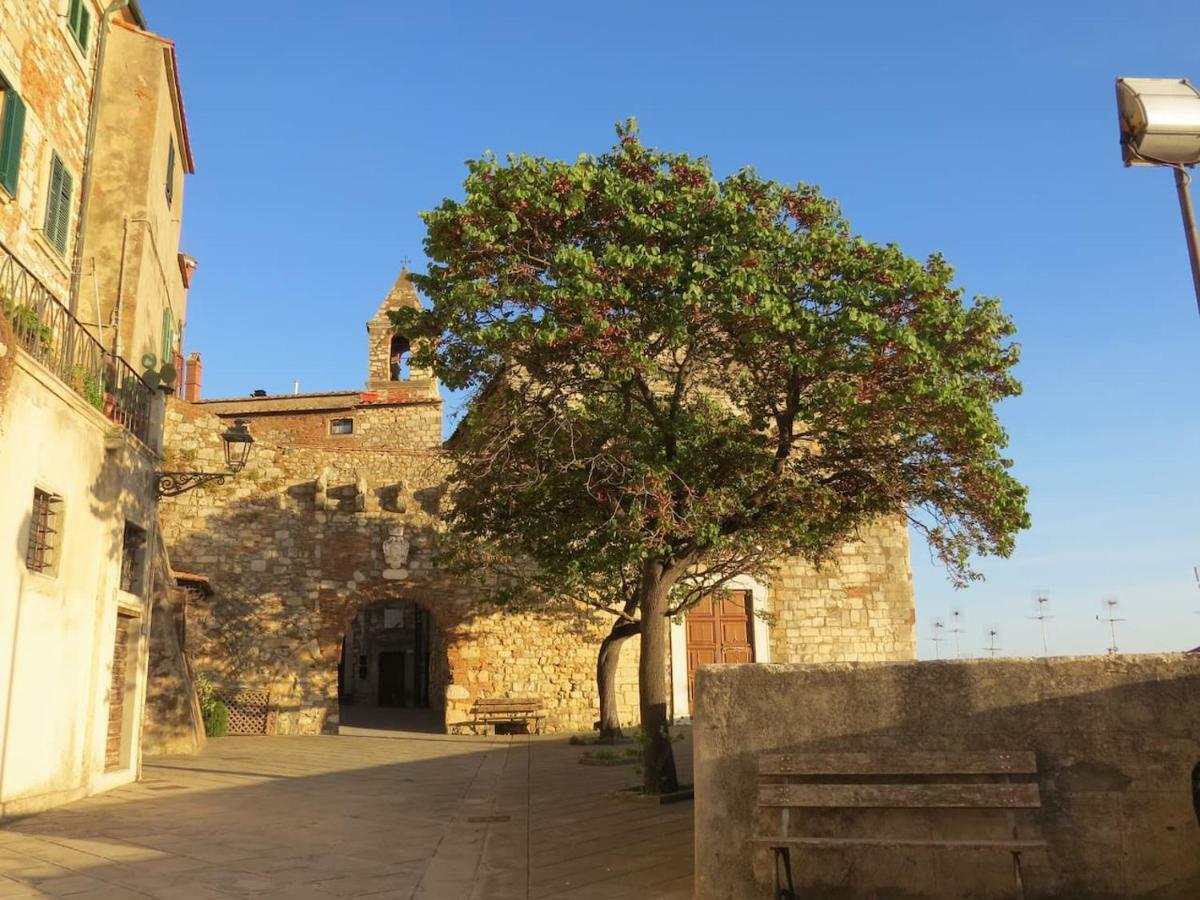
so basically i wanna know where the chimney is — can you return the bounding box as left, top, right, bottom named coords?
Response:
left=184, top=352, right=202, bottom=402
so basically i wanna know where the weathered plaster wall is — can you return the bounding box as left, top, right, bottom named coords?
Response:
left=693, top=655, right=1200, bottom=900
left=80, top=21, right=191, bottom=368
left=0, top=350, right=158, bottom=818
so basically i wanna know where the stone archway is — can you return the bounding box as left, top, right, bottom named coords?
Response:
left=334, top=597, right=449, bottom=733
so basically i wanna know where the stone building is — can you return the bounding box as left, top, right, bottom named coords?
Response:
left=156, top=270, right=917, bottom=739
left=0, top=2, right=196, bottom=817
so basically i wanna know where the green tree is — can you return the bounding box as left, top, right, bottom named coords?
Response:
left=396, top=122, right=1029, bottom=792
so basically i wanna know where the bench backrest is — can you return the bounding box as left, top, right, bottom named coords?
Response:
left=472, top=698, right=542, bottom=712
left=758, top=751, right=1040, bottom=810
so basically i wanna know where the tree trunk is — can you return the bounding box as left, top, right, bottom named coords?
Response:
left=597, top=618, right=639, bottom=742
left=638, top=561, right=680, bottom=794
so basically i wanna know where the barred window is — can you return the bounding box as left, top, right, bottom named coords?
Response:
left=120, top=522, right=147, bottom=594
left=26, top=488, right=62, bottom=574
left=330, top=417, right=353, bottom=435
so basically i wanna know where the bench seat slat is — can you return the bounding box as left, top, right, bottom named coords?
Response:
left=757, top=783, right=1041, bottom=809
left=475, top=715, right=545, bottom=722
left=473, top=709, right=543, bottom=715
left=749, top=838, right=1047, bottom=850
left=759, top=751, right=1037, bottom=776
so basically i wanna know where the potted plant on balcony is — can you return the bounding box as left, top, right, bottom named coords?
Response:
left=0, top=290, right=52, bottom=352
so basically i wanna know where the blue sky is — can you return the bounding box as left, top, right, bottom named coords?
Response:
left=150, top=1, right=1200, bottom=657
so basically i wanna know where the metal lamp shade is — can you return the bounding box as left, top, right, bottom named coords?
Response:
left=1116, top=77, right=1200, bottom=166
left=221, top=418, right=254, bottom=472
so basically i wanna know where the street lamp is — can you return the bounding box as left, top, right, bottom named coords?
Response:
left=155, top=418, right=255, bottom=498
left=1115, top=77, right=1200, bottom=316
left=221, top=418, right=254, bottom=472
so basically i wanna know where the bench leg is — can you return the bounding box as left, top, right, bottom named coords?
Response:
left=772, top=846, right=796, bottom=900
left=1011, top=850, right=1026, bottom=900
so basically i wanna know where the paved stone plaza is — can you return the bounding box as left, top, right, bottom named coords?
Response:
left=0, top=722, right=693, bottom=899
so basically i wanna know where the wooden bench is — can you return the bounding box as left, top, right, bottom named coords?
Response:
left=753, top=750, right=1046, bottom=900
left=460, top=698, right=544, bottom=735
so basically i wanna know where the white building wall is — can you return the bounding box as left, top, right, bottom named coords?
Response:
left=0, top=350, right=157, bottom=818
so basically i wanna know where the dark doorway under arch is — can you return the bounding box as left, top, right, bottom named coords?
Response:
left=336, top=599, right=446, bottom=733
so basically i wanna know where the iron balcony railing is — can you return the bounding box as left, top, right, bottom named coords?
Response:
left=0, top=238, right=153, bottom=445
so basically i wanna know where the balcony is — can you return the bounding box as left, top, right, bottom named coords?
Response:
left=0, top=239, right=153, bottom=446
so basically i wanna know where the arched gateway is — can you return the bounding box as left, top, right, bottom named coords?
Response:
left=336, top=598, right=449, bottom=731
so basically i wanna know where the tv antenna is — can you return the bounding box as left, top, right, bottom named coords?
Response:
left=983, top=625, right=1001, bottom=658
left=1029, top=590, right=1053, bottom=657
left=1096, top=596, right=1125, bottom=654
left=948, top=608, right=966, bottom=658
left=927, top=619, right=946, bottom=659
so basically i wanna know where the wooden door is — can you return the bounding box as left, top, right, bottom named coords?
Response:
left=685, top=590, right=754, bottom=704
left=377, top=651, right=405, bottom=706
left=105, top=613, right=135, bottom=770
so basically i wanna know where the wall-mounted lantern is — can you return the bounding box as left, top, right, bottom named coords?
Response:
left=155, top=418, right=255, bottom=498
left=1116, top=77, right=1200, bottom=316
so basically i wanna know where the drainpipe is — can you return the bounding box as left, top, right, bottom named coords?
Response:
left=113, top=216, right=130, bottom=359
left=69, top=0, right=133, bottom=316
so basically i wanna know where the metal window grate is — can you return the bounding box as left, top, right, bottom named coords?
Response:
left=26, top=488, right=61, bottom=573
left=120, top=522, right=146, bottom=594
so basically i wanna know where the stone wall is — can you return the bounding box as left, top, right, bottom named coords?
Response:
left=768, top=518, right=915, bottom=664
left=693, top=655, right=1200, bottom=899
left=141, top=553, right=205, bottom=757
left=158, top=396, right=643, bottom=735
left=157, top=344, right=914, bottom=739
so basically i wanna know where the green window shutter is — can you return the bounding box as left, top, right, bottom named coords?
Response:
left=44, top=153, right=73, bottom=254
left=0, top=89, right=26, bottom=195
left=165, top=138, right=175, bottom=206
left=68, top=0, right=91, bottom=54
left=161, top=308, right=174, bottom=363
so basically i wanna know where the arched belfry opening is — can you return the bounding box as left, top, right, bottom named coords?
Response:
left=336, top=599, right=447, bottom=733
left=389, top=334, right=411, bottom=381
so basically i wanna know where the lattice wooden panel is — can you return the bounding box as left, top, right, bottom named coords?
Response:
left=220, top=691, right=271, bottom=735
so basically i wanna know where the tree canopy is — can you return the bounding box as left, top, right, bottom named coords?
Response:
left=396, top=121, right=1029, bottom=596
left=395, top=121, right=1029, bottom=790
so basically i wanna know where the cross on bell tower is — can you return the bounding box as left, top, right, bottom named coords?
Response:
left=365, top=266, right=438, bottom=399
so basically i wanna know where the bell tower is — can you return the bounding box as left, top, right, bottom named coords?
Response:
left=365, top=267, right=438, bottom=399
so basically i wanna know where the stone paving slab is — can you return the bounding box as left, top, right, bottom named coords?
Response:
left=0, top=726, right=693, bottom=899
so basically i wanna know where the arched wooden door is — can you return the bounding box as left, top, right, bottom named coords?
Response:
left=685, top=590, right=754, bottom=704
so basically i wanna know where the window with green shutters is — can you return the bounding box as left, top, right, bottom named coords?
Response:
left=43, top=153, right=73, bottom=255
left=67, top=0, right=91, bottom=55
left=0, top=78, right=26, bottom=196
left=165, top=138, right=175, bottom=206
